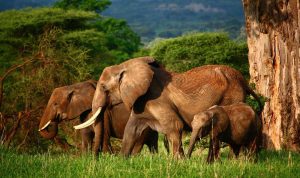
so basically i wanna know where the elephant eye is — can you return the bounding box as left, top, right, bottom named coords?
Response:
left=101, top=84, right=107, bottom=91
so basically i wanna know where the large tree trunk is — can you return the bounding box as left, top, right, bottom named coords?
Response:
left=242, top=0, right=300, bottom=151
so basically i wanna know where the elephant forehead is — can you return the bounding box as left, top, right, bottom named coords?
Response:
left=51, top=88, right=65, bottom=99
left=193, top=113, right=208, bottom=124
left=101, top=66, right=121, bottom=80
left=50, top=88, right=72, bottom=104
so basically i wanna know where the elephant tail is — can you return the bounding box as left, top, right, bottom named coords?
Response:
left=245, top=85, right=263, bottom=115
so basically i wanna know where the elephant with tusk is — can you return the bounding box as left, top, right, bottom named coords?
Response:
left=75, top=56, right=262, bottom=157
left=39, top=80, right=159, bottom=156
left=39, top=80, right=99, bottom=153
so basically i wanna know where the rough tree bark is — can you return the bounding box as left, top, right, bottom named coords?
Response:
left=242, top=0, right=300, bottom=151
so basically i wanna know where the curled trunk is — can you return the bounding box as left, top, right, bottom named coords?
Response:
left=39, top=122, right=58, bottom=139
left=187, top=128, right=201, bottom=157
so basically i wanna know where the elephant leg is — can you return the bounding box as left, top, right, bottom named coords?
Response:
left=207, top=137, right=220, bottom=163
left=166, top=130, right=184, bottom=158
left=101, top=134, right=113, bottom=153
left=213, top=140, right=220, bottom=161
left=147, top=130, right=158, bottom=154
left=81, top=127, right=93, bottom=153
left=232, top=145, right=241, bottom=158
left=227, top=147, right=235, bottom=159
left=101, top=115, right=113, bottom=154
left=92, top=122, right=102, bottom=157
left=207, top=138, right=214, bottom=163
left=245, top=137, right=258, bottom=159
left=131, top=139, right=144, bottom=155
left=131, top=127, right=158, bottom=155
left=143, top=128, right=158, bottom=154
left=121, top=117, right=148, bottom=157
left=154, top=111, right=184, bottom=158
left=163, top=135, right=170, bottom=154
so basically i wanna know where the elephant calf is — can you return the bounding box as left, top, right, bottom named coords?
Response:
left=187, top=102, right=261, bottom=163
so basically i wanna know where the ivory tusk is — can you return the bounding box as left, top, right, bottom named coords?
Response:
left=74, top=107, right=101, bottom=130
left=38, top=120, right=51, bottom=131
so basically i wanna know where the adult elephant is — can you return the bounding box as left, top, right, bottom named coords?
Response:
left=75, top=57, right=261, bottom=157
left=38, top=80, right=158, bottom=155
left=39, top=80, right=98, bottom=153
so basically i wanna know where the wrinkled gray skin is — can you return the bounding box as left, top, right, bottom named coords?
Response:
left=188, top=103, right=261, bottom=163
left=39, top=80, right=158, bottom=155
left=85, top=57, right=261, bottom=157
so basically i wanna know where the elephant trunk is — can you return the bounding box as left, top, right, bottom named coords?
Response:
left=92, top=84, right=107, bottom=113
left=39, top=122, right=58, bottom=139
left=187, top=128, right=201, bottom=158
left=39, top=106, right=58, bottom=139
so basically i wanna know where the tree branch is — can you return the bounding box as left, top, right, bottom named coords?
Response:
left=0, top=58, right=38, bottom=109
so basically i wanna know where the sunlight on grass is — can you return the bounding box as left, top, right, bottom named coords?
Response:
left=1, top=146, right=300, bottom=177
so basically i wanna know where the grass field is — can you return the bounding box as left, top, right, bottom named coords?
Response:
left=1, top=144, right=300, bottom=178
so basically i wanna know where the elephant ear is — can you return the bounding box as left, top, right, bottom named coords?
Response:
left=120, top=58, right=154, bottom=109
left=67, top=82, right=96, bottom=119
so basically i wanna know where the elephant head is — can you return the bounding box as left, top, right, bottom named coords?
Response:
left=74, top=57, right=156, bottom=129
left=39, top=80, right=96, bottom=139
left=187, top=106, right=229, bottom=157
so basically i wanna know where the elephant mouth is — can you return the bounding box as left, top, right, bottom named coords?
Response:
left=38, top=114, right=61, bottom=131
left=39, top=120, right=51, bottom=131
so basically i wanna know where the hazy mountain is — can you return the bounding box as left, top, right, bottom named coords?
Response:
left=0, top=0, right=245, bottom=42
left=103, top=0, right=245, bottom=42
left=0, top=0, right=55, bottom=10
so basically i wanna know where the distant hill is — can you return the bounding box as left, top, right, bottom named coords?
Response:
left=0, top=0, right=55, bottom=10
left=0, top=0, right=245, bottom=43
left=103, top=0, right=245, bottom=42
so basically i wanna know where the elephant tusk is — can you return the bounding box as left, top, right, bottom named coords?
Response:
left=38, top=121, right=51, bottom=131
left=73, top=107, right=102, bottom=130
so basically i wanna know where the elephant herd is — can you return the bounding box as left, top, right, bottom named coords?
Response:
left=39, top=56, right=262, bottom=163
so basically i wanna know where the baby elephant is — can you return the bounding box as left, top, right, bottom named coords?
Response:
left=187, top=103, right=261, bottom=163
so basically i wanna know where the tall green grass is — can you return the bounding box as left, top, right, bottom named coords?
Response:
left=1, top=145, right=299, bottom=178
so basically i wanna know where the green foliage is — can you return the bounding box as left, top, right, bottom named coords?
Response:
left=0, top=7, right=140, bottom=151
left=246, top=83, right=266, bottom=113
left=149, top=32, right=249, bottom=76
left=0, top=26, right=91, bottom=152
left=0, top=8, right=97, bottom=33
left=54, top=0, right=111, bottom=13
left=0, top=8, right=98, bottom=108
left=246, top=95, right=266, bottom=114
left=93, top=17, right=141, bottom=56
left=0, top=7, right=141, bottom=77
left=60, top=29, right=109, bottom=59
left=0, top=8, right=98, bottom=73
left=3, top=27, right=91, bottom=113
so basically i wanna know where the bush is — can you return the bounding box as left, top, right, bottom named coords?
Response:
left=149, top=32, right=249, bottom=76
